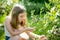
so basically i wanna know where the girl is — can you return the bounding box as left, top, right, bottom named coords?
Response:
left=4, top=4, right=47, bottom=40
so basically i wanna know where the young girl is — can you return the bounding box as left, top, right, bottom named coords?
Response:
left=4, top=4, right=47, bottom=40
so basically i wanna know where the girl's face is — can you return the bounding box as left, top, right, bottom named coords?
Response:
left=18, top=12, right=26, bottom=23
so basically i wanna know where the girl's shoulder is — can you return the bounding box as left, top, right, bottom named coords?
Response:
left=5, top=16, right=11, bottom=23
left=6, top=16, right=11, bottom=19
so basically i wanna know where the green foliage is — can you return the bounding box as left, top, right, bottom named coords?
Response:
left=22, top=0, right=53, bottom=18
left=27, top=0, right=60, bottom=40
left=29, top=0, right=49, bottom=3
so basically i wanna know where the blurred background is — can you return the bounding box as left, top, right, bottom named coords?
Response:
left=0, top=0, right=60, bottom=40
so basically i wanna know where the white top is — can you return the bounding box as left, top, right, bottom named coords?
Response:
left=4, top=23, right=11, bottom=37
left=4, top=16, right=11, bottom=37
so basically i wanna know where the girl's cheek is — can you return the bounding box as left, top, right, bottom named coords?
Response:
left=18, top=19, right=23, bottom=23
left=18, top=18, right=21, bottom=22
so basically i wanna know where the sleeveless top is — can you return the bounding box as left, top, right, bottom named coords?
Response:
left=4, top=16, right=11, bottom=37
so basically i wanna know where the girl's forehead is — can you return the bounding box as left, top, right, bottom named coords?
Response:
left=19, top=13, right=26, bottom=16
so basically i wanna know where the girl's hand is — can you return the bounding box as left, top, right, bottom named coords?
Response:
left=39, top=35, right=47, bottom=40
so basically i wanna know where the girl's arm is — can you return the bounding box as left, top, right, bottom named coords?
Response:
left=5, top=18, right=26, bottom=36
left=26, top=31, right=47, bottom=40
left=26, top=31, right=40, bottom=39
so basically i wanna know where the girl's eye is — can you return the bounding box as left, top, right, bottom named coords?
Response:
left=20, top=16, right=23, bottom=18
left=20, top=15, right=26, bottom=18
left=21, top=16, right=23, bottom=17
